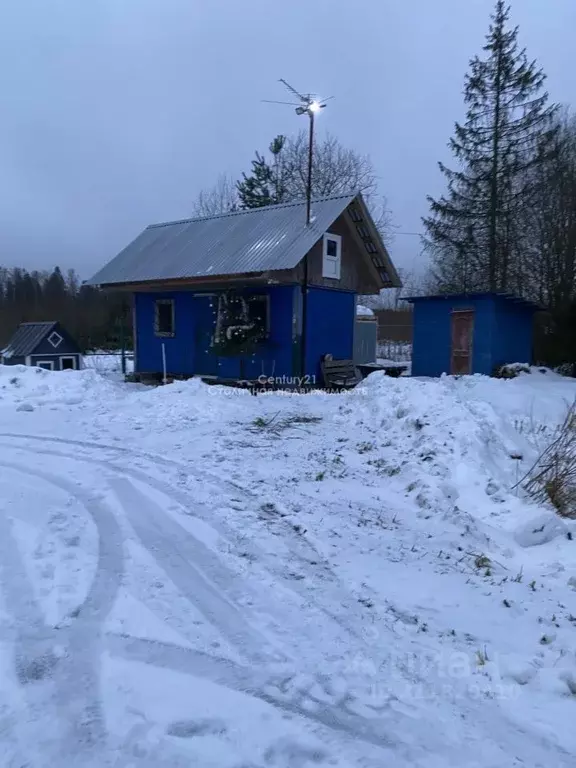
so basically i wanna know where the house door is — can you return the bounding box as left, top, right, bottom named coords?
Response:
left=451, top=310, right=474, bottom=375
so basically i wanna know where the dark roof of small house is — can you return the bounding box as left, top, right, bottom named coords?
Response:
left=404, top=292, right=541, bottom=312
left=1, top=321, right=58, bottom=358
left=86, top=192, right=400, bottom=288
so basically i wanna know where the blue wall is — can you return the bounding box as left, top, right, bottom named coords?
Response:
left=305, top=287, right=355, bottom=382
left=134, top=286, right=296, bottom=380
left=411, top=294, right=535, bottom=377
left=1, top=356, right=25, bottom=366
left=135, top=292, right=196, bottom=375
left=32, top=331, right=80, bottom=357
left=492, top=299, right=534, bottom=367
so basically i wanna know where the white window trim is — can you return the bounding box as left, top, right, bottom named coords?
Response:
left=322, top=233, right=342, bottom=280
left=37, top=360, right=55, bottom=370
left=60, top=356, right=77, bottom=370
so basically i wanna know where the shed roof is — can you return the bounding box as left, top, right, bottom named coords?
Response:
left=405, top=292, right=541, bottom=312
left=1, top=322, right=58, bottom=358
left=86, top=192, right=400, bottom=288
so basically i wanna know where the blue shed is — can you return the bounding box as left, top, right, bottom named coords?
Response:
left=406, top=293, right=540, bottom=377
left=86, top=193, right=401, bottom=386
left=0, top=322, right=83, bottom=371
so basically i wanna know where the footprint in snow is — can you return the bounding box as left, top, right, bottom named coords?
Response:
left=166, top=718, right=227, bottom=739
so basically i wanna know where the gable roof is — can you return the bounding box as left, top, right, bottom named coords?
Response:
left=86, top=192, right=400, bottom=288
left=1, top=322, right=59, bottom=358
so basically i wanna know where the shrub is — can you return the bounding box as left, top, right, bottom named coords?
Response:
left=522, top=401, right=576, bottom=518
left=492, top=363, right=530, bottom=379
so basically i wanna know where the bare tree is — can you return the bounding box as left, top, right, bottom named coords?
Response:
left=360, top=268, right=427, bottom=310
left=191, top=174, right=238, bottom=218
left=278, top=131, right=377, bottom=199
left=278, top=131, right=393, bottom=242
left=191, top=133, right=395, bottom=251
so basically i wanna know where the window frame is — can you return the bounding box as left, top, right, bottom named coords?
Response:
left=154, top=299, right=176, bottom=337
left=37, top=360, right=55, bottom=371
left=60, top=356, right=77, bottom=370
left=322, top=232, right=342, bottom=280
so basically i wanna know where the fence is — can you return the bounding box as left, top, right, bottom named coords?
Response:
left=83, top=351, right=134, bottom=374
left=377, top=341, right=412, bottom=362
left=373, top=309, right=413, bottom=343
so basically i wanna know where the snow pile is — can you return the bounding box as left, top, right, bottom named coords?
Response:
left=355, top=304, right=375, bottom=318
left=0, top=364, right=131, bottom=411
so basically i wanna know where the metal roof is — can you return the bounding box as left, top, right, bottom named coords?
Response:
left=1, top=322, right=58, bottom=358
left=405, top=292, right=542, bottom=311
left=87, top=192, right=396, bottom=287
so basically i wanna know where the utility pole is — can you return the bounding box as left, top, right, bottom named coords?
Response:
left=263, top=80, right=330, bottom=379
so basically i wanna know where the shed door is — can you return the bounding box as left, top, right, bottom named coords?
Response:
left=451, top=310, right=474, bottom=375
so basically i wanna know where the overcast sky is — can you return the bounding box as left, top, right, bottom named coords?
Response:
left=0, top=0, right=574, bottom=279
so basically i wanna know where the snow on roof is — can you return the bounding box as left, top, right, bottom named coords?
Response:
left=356, top=304, right=375, bottom=318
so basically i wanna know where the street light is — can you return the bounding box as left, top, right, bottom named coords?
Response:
left=262, top=80, right=332, bottom=381
left=263, top=80, right=331, bottom=225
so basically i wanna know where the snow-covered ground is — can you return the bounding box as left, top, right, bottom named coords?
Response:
left=1, top=363, right=576, bottom=767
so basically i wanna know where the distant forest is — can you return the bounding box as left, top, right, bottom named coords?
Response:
left=0, top=266, right=130, bottom=351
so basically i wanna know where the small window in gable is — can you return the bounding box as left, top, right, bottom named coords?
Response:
left=322, top=233, right=342, bottom=280
left=154, top=299, right=175, bottom=337
left=48, top=331, right=63, bottom=348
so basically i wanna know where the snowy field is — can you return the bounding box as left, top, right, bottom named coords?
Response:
left=1, top=364, right=576, bottom=767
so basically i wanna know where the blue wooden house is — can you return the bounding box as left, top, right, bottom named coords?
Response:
left=87, top=193, right=400, bottom=384
left=0, top=322, right=82, bottom=370
left=406, top=292, right=540, bottom=377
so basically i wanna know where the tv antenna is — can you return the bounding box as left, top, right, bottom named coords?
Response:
left=262, top=79, right=333, bottom=226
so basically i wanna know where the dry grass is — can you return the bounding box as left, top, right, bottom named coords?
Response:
left=522, top=400, right=576, bottom=518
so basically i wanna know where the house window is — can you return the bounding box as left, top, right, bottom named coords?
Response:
left=247, top=295, right=270, bottom=335
left=60, top=356, right=77, bottom=370
left=154, top=299, right=175, bottom=337
left=322, top=233, right=342, bottom=279
left=37, top=361, right=55, bottom=371
left=211, top=292, right=269, bottom=354
left=48, top=331, right=63, bottom=348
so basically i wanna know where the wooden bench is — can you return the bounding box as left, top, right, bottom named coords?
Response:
left=321, top=356, right=362, bottom=389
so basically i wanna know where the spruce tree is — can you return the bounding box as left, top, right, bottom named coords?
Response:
left=237, top=135, right=287, bottom=208
left=423, top=0, right=557, bottom=293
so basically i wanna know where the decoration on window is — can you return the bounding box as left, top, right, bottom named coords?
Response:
left=211, top=291, right=268, bottom=356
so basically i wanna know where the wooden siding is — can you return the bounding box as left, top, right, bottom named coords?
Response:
left=271, top=212, right=383, bottom=294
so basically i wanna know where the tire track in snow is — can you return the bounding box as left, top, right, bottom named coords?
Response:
left=0, top=433, right=380, bottom=647
left=110, top=475, right=282, bottom=664
left=2, top=438, right=563, bottom=765
left=2, top=439, right=290, bottom=663
left=0, top=459, right=125, bottom=762
left=105, top=633, right=400, bottom=756
left=0, top=444, right=395, bottom=759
